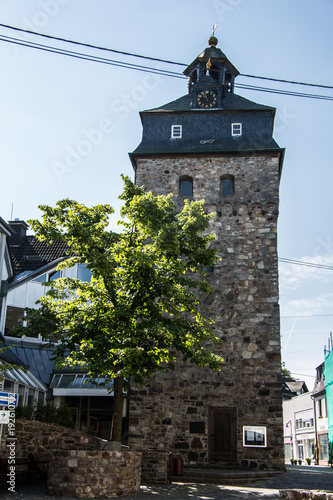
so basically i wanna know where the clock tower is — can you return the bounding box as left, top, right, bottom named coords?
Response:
left=129, top=35, right=285, bottom=472
left=186, top=34, right=239, bottom=110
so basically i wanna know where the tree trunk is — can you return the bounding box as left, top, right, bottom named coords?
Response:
left=111, top=376, right=124, bottom=443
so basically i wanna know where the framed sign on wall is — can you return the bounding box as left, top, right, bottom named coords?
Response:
left=243, top=426, right=267, bottom=447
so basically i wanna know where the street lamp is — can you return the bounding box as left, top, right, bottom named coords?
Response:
left=286, top=420, right=293, bottom=460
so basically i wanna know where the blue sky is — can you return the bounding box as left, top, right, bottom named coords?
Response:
left=0, top=0, right=332, bottom=389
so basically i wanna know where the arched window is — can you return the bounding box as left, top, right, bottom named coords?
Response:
left=180, top=176, right=193, bottom=197
left=221, top=175, right=234, bottom=196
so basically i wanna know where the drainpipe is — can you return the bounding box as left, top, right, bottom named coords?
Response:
left=311, top=394, right=319, bottom=465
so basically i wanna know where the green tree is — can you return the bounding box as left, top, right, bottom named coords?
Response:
left=0, top=345, right=20, bottom=381
left=281, top=362, right=293, bottom=378
left=21, top=176, right=222, bottom=444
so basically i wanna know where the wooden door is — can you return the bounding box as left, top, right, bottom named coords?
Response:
left=208, top=407, right=237, bottom=462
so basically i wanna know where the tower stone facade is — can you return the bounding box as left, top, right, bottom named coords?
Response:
left=128, top=36, right=285, bottom=470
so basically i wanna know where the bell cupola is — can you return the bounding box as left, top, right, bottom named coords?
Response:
left=184, top=33, right=239, bottom=107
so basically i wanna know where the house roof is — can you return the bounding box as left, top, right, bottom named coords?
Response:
left=0, top=217, right=14, bottom=237
left=3, top=338, right=56, bottom=386
left=282, top=377, right=309, bottom=400
left=183, top=39, right=239, bottom=78
left=0, top=342, right=29, bottom=369
left=9, top=235, right=69, bottom=275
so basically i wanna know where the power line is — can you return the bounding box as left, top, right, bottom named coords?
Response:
left=0, top=22, right=186, bottom=67
left=0, top=35, right=185, bottom=79
left=281, top=314, right=333, bottom=318
left=236, top=83, right=333, bottom=101
left=279, top=257, right=333, bottom=271
left=0, top=22, right=332, bottom=92
left=239, top=73, right=333, bottom=91
left=290, top=372, right=315, bottom=378
left=1, top=33, right=333, bottom=102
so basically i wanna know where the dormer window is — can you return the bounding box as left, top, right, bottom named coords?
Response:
left=232, top=123, right=242, bottom=137
left=171, top=125, right=182, bottom=139
left=180, top=176, right=193, bottom=196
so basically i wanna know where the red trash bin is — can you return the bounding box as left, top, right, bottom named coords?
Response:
left=173, top=458, right=184, bottom=476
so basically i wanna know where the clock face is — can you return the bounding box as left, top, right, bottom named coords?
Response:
left=197, top=90, right=218, bottom=108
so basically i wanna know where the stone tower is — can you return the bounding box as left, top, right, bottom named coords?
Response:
left=129, top=35, right=285, bottom=470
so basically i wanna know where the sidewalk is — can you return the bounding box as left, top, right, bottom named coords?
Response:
left=1, top=465, right=333, bottom=499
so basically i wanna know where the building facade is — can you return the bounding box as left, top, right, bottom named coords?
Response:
left=128, top=36, right=285, bottom=469
left=0, top=219, right=117, bottom=440
left=313, top=362, right=329, bottom=464
left=283, top=391, right=315, bottom=463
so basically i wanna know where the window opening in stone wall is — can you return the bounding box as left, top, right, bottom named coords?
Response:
left=203, top=266, right=214, bottom=273
left=171, top=125, right=182, bottom=139
left=231, top=123, right=242, bottom=136
left=221, top=176, right=234, bottom=196
left=180, top=176, right=193, bottom=197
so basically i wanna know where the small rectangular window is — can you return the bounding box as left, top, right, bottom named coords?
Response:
left=180, top=180, right=193, bottom=196
left=221, top=179, right=234, bottom=196
left=231, top=123, right=242, bottom=137
left=171, top=125, right=182, bottom=139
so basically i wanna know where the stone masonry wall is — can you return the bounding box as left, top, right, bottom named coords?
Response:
left=0, top=419, right=102, bottom=459
left=47, top=450, right=141, bottom=499
left=129, top=153, right=284, bottom=469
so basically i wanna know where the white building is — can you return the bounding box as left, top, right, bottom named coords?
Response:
left=283, top=391, right=315, bottom=463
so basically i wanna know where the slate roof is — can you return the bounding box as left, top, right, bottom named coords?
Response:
left=131, top=137, right=281, bottom=158
left=183, top=44, right=239, bottom=77
left=0, top=343, right=29, bottom=369
left=282, top=377, right=309, bottom=400
left=142, top=90, right=275, bottom=114
left=9, top=235, right=69, bottom=275
left=3, top=339, right=56, bottom=386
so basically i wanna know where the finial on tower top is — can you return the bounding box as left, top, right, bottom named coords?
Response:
left=208, top=24, right=218, bottom=46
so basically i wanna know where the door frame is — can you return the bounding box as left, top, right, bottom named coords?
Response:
left=208, top=406, right=237, bottom=462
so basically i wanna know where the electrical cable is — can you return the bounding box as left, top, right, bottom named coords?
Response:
left=235, top=83, right=333, bottom=101
left=278, top=257, right=333, bottom=271
left=0, top=22, right=186, bottom=67
left=0, top=34, right=185, bottom=79
left=281, top=314, right=333, bottom=318
left=1, top=33, right=333, bottom=101
left=239, top=73, right=333, bottom=91
left=0, top=22, right=332, bottom=92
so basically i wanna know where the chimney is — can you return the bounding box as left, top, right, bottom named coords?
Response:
left=8, top=219, right=29, bottom=244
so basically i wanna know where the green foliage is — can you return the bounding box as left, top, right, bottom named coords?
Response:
left=0, top=345, right=20, bottom=381
left=17, top=176, right=223, bottom=440
left=16, top=400, right=74, bottom=429
left=15, top=404, right=34, bottom=420
left=22, top=176, right=222, bottom=385
left=282, top=362, right=293, bottom=378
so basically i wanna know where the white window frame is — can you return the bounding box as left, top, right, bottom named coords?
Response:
left=171, top=125, right=182, bottom=139
left=243, top=426, right=267, bottom=448
left=231, top=123, right=242, bottom=137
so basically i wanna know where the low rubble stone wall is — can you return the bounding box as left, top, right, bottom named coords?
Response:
left=280, top=490, right=333, bottom=499
left=48, top=450, right=142, bottom=498
left=0, top=419, right=102, bottom=459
